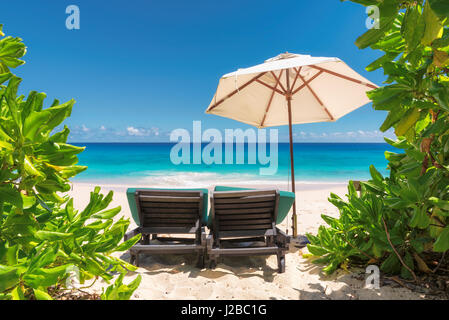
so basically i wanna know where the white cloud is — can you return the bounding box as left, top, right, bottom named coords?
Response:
left=346, top=131, right=356, bottom=137
left=126, top=126, right=161, bottom=137
left=291, top=129, right=396, bottom=142
left=127, top=126, right=146, bottom=136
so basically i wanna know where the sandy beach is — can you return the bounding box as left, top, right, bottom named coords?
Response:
left=69, top=182, right=426, bottom=300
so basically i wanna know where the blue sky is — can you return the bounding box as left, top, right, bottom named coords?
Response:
left=3, top=0, right=394, bottom=142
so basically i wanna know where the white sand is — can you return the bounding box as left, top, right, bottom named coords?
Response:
left=68, top=182, right=426, bottom=300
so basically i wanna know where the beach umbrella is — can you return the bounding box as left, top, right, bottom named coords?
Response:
left=205, top=52, right=377, bottom=238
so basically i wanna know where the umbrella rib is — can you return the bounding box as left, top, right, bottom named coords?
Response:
left=270, top=71, right=287, bottom=94
left=298, top=73, right=335, bottom=121
left=256, top=80, right=286, bottom=96
left=261, top=70, right=284, bottom=127
left=310, top=65, right=377, bottom=89
left=291, top=70, right=323, bottom=96
left=208, top=72, right=267, bottom=111
left=290, top=67, right=302, bottom=93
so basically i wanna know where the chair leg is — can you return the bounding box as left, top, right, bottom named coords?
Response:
left=130, top=253, right=136, bottom=266
left=196, top=252, right=205, bottom=269
left=209, top=255, right=218, bottom=269
left=277, top=252, right=285, bottom=273
left=135, top=253, right=140, bottom=267
left=143, top=234, right=150, bottom=245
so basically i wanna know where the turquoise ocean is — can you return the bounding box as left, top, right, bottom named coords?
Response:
left=72, top=143, right=398, bottom=187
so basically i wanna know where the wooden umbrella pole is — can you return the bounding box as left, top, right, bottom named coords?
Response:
left=287, top=100, right=297, bottom=237
left=286, top=69, right=298, bottom=237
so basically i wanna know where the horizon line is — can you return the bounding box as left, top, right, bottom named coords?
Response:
left=68, top=141, right=389, bottom=144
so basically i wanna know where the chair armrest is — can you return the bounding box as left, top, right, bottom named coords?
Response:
left=275, top=227, right=290, bottom=248
left=124, top=227, right=141, bottom=242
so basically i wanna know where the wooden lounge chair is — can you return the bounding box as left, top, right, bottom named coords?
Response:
left=124, top=189, right=207, bottom=268
left=206, top=189, right=290, bottom=273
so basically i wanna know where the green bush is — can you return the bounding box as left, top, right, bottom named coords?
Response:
left=307, top=1, right=449, bottom=279
left=0, top=24, right=141, bottom=300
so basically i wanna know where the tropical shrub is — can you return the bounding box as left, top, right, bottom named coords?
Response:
left=307, top=0, right=449, bottom=280
left=0, top=24, right=141, bottom=299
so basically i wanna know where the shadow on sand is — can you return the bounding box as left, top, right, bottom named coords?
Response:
left=119, top=250, right=279, bottom=283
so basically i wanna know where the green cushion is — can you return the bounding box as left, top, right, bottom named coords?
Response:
left=126, top=188, right=209, bottom=226
left=211, top=186, right=295, bottom=227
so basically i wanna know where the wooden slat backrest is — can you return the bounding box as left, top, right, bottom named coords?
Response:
left=135, top=189, right=203, bottom=232
left=210, top=189, right=279, bottom=239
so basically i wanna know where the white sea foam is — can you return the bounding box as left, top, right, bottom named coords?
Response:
left=112, top=171, right=350, bottom=189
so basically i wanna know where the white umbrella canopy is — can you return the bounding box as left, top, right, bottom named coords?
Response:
left=205, top=52, right=377, bottom=237
left=206, top=53, right=377, bottom=128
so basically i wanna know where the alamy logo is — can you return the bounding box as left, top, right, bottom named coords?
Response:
left=366, top=5, right=380, bottom=30
left=66, top=5, right=80, bottom=30
left=170, top=121, right=279, bottom=175
left=365, top=265, right=380, bottom=289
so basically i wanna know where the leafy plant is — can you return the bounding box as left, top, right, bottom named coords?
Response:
left=0, top=24, right=141, bottom=299
left=307, top=1, right=449, bottom=279
left=101, top=273, right=142, bottom=300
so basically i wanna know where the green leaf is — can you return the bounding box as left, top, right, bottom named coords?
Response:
left=395, top=108, right=421, bottom=137
left=368, top=84, right=411, bottom=111
left=402, top=6, right=425, bottom=52
left=381, top=253, right=401, bottom=274
left=4, top=76, right=22, bottom=127
left=366, top=52, right=399, bottom=72
left=341, top=0, right=380, bottom=5
left=65, top=198, right=75, bottom=221
left=0, top=266, right=20, bottom=292
left=409, top=206, right=430, bottom=229
left=33, top=288, right=53, bottom=300
left=26, top=264, right=72, bottom=288
left=0, top=72, right=12, bottom=85
left=0, top=32, right=26, bottom=73
left=92, top=206, right=122, bottom=219
left=369, top=165, right=384, bottom=182
left=23, top=99, right=75, bottom=142
left=101, top=274, right=141, bottom=300
left=114, top=234, right=141, bottom=252
left=429, top=197, right=449, bottom=211
left=0, top=140, right=14, bottom=151
left=422, top=1, right=444, bottom=46
left=307, top=244, right=329, bottom=256
left=49, top=125, right=70, bottom=143
left=20, top=91, right=47, bottom=123
left=434, top=226, right=449, bottom=252
left=0, top=185, right=23, bottom=208
left=35, top=230, right=73, bottom=241
left=322, top=260, right=340, bottom=275
left=24, top=155, right=44, bottom=178
left=429, top=81, right=449, bottom=112
left=355, top=0, right=399, bottom=49
left=400, top=251, right=415, bottom=279
left=28, top=246, right=57, bottom=271
left=6, top=245, right=19, bottom=265
left=428, top=0, right=449, bottom=21
left=380, top=108, right=407, bottom=132
left=21, top=193, right=36, bottom=209
left=2, top=211, right=38, bottom=237
left=11, top=286, right=26, bottom=300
